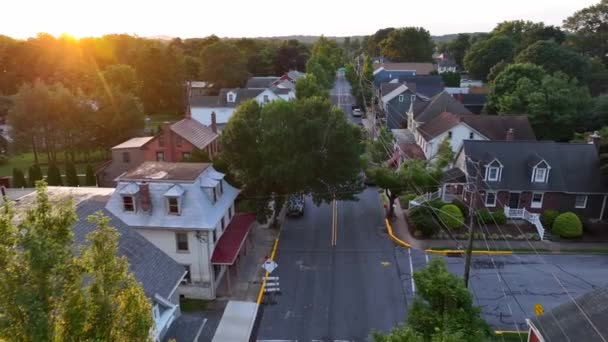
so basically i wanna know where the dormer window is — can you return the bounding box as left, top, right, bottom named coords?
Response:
left=531, top=160, right=550, bottom=183
left=227, top=92, right=236, bottom=103
left=487, top=167, right=499, bottom=181
left=164, top=184, right=184, bottom=215
left=534, top=168, right=547, bottom=182
left=123, top=196, right=135, bottom=212
left=167, top=197, right=179, bottom=214
left=484, top=158, right=503, bottom=182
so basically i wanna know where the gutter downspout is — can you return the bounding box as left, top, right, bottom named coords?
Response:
left=600, top=195, right=607, bottom=221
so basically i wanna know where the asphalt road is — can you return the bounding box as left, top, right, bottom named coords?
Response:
left=257, top=188, right=407, bottom=341
left=331, top=71, right=362, bottom=126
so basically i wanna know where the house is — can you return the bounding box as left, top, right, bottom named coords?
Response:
left=387, top=129, right=426, bottom=168
left=96, top=117, right=219, bottom=187
left=7, top=186, right=203, bottom=342
left=437, top=59, right=457, bottom=74
left=527, top=287, right=608, bottom=342
left=106, top=162, right=255, bottom=300
left=188, top=81, right=214, bottom=96
left=373, top=62, right=437, bottom=86
left=407, top=90, right=472, bottom=130
left=415, top=112, right=535, bottom=159
left=190, top=87, right=290, bottom=130
left=245, top=76, right=280, bottom=89
left=453, top=93, right=488, bottom=114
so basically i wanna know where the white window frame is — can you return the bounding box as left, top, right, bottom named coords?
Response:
left=531, top=192, right=544, bottom=209
left=122, top=195, right=135, bottom=212
left=167, top=197, right=180, bottom=215
left=485, top=191, right=497, bottom=207
left=487, top=167, right=500, bottom=181
left=227, top=92, right=235, bottom=103
left=575, top=195, right=588, bottom=209
left=398, top=95, right=404, bottom=102
left=175, top=232, right=189, bottom=252
left=534, top=168, right=547, bottom=183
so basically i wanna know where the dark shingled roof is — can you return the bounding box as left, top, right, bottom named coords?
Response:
left=397, top=75, right=444, bottom=97
left=161, top=314, right=206, bottom=342
left=380, top=82, right=404, bottom=96
left=121, top=162, right=210, bottom=182
left=413, top=91, right=471, bottom=123
left=170, top=118, right=218, bottom=150
left=418, top=112, right=462, bottom=141
left=246, top=76, right=279, bottom=89
left=218, top=88, right=265, bottom=107
left=190, top=95, right=219, bottom=107
left=530, top=287, right=608, bottom=342
left=463, top=140, right=608, bottom=193
left=73, top=197, right=185, bottom=299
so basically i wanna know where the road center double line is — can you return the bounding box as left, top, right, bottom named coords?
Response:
left=331, top=199, right=338, bottom=246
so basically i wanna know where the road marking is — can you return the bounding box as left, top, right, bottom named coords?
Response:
left=331, top=199, right=338, bottom=247
left=256, top=232, right=281, bottom=305
left=425, top=253, right=429, bottom=264
left=408, top=248, right=416, bottom=294
left=381, top=261, right=391, bottom=267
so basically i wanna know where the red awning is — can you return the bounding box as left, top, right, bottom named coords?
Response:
left=210, top=213, right=256, bottom=265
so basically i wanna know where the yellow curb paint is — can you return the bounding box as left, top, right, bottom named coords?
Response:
left=495, top=330, right=524, bottom=334
left=385, top=218, right=412, bottom=248
left=424, top=248, right=513, bottom=255
left=256, top=231, right=281, bottom=305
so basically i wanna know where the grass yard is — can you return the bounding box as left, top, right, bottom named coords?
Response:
left=179, top=297, right=208, bottom=312
left=144, top=113, right=180, bottom=133
left=0, top=152, right=107, bottom=178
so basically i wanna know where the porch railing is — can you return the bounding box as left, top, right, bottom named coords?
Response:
left=504, top=206, right=545, bottom=240
left=409, top=189, right=442, bottom=208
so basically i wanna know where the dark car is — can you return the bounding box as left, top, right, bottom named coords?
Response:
left=287, top=194, right=305, bottom=217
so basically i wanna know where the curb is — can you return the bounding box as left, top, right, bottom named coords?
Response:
left=384, top=218, right=412, bottom=248
left=256, top=231, right=281, bottom=305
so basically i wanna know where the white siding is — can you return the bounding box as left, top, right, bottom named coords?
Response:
left=425, top=123, right=486, bottom=159
left=191, top=107, right=234, bottom=126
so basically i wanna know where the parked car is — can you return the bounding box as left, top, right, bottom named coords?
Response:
left=352, top=108, right=362, bottom=117
left=287, top=194, right=305, bottom=217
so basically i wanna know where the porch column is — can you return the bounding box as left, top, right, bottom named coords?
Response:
left=226, top=266, right=232, bottom=296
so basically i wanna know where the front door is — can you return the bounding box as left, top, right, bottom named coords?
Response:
left=508, top=192, right=520, bottom=208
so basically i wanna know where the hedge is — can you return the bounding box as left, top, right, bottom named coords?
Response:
left=541, top=209, right=559, bottom=228
left=410, top=206, right=441, bottom=237
left=552, top=212, right=583, bottom=238
left=438, top=204, right=464, bottom=229
left=476, top=208, right=507, bottom=225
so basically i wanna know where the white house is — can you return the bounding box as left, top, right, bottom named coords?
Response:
left=106, top=162, right=254, bottom=300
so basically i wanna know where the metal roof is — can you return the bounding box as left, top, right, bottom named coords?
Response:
left=112, top=136, right=155, bottom=149
left=120, top=162, right=210, bottom=182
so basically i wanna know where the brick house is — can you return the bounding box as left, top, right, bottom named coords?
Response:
left=96, top=116, right=219, bottom=187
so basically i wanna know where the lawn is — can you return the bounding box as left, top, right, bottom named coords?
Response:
left=179, top=297, right=208, bottom=312
left=144, top=113, right=181, bottom=133
left=0, top=152, right=107, bottom=178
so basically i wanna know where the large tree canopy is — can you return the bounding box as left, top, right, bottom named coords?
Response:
left=199, top=41, right=249, bottom=90
left=463, top=35, right=515, bottom=80
left=563, top=0, right=608, bottom=66
left=515, top=40, right=591, bottom=83
left=220, top=95, right=364, bottom=222
left=380, top=27, right=434, bottom=62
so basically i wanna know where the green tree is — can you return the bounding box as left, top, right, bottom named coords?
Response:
left=99, top=64, right=141, bottom=95
left=373, top=326, right=464, bottom=342
left=46, top=163, right=63, bottom=186
left=441, top=72, right=461, bottom=87
left=563, top=0, right=608, bottom=66
left=380, top=27, right=434, bottom=62
left=445, top=34, right=471, bottom=68
left=28, top=164, right=43, bottom=187
left=515, top=40, right=591, bottom=82
left=364, top=28, right=395, bottom=56
left=588, top=58, right=608, bottom=96
left=368, top=127, right=395, bottom=164
left=409, top=258, right=491, bottom=341
left=435, top=138, right=454, bottom=169
left=464, top=35, right=515, bottom=80
left=295, top=74, right=329, bottom=100
left=65, top=162, right=79, bottom=186
left=220, top=97, right=363, bottom=223
left=11, top=168, right=26, bottom=188
left=85, top=164, right=96, bottom=186
left=274, top=39, right=310, bottom=74
left=199, top=41, right=249, bottom=90
left=492, top=20, right=565, bottom=51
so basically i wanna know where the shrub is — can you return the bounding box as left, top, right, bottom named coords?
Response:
left=399, top=193, right=417, bottom=209
left=427, top=199, right=446, bottom=209
left=541, top=209, right=559, bottom=228
left=46, top=163, right=63, bottom=186
left=492, top=211, right=507, bottom=225
left=28, top=164, right=43, bottom=187
left=0, top=155, right=8, bottom=165
left=85, top=164, right=96, bottom=186
left=409, top=206, right=441, bottom=237
left=552, top=212, right=583, bottom=238
left=451, top=198, right=469, bottom=218
left=475, top=208, right=493, bottom=224
left=11, top=168, right=26, bottom=188
left=65, top=162, right=79, bottom=186
left=438, top=204, right=464, bottom=229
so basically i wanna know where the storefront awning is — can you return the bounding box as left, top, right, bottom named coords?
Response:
left=210, top=213, right=256, bottom=265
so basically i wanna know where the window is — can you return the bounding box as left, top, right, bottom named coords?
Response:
left=469, top=132, right=474, bottom=139
left=182, top=265, right=191, bottom=284
left=158, top=135, right=164, bottom=147
left=156, top=151, right=165, bottom=161
left=534, top=168, right=547, bottom=183
left=122, top=196, right=135, bottom=212
left=212, top=228, right=217, bottom=243
left=219, top=180, right=223, bottom=194
left=175, top=136, right=182, bottom=147
left=221, top=217, right=225, bottom=231
left=575, top=195, right=588, bottom=208
left=487, top=167, right=499, bottom=181
left=411, top=95, right=416, bottom=103
left=227, top=93, right=235, bottom=102
left=122, top=152, right=130, bottom=163
left=182, top=152, right=191, bottom=160
left=398, top=95, right=404, bottom=102
left=531, top=193, right=544, bottom=209
left=212, top=187, right=217, bottom=202
left=176, top=232, right=189, bottom=252
left=153, top=304, right=160, bottom=320
left=167, top=197, right=179, bottom=214
left=263, top=95, right=269, bottom=103
left=448, top=131, right=453, bottom=139
left=485, top=192, right=497, bottom=207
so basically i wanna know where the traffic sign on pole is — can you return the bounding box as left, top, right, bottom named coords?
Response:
left=262, top=258, right=278, bottom=273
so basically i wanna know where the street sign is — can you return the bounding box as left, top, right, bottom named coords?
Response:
left=262, top=258, right=278, bottom=273
left=534, top=304, right=544, bottom=316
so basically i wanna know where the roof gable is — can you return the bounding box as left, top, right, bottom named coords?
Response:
left=459, top=115, right=536, bottom=141
left=170, top=118, right=218, bottom=150
left=414, top=91, right=472, bottom=123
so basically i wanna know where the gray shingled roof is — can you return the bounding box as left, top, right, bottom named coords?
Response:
left=246, top=77, right=279, bottom=89
left=72, top=197, right=185, bottom=299
left=380, top=82, right=403, bottom=97
left=397, top=75, right=444, bottom=97
left=413, top=91, right=471, bottom=123
left=190, top=95, right=219, bottom=108
left=463, top=140, right=608, bottom=193
left=530, top=287, right=608, bottom=342
left=170, top=118, right=218, bottom=150
left=217, top=88, right=265, bottom=107
left=161, top=314, right=206, bottom=342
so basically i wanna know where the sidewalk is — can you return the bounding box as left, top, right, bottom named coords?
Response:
left=390, top=199, right=608, bottom=253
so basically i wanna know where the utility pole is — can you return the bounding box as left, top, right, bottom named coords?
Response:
left=463, top=160, right=481, bottom=288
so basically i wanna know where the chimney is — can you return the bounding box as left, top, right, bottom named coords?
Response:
left=506, top=128, right=514, bottom=141
left=139, top=182, right=152, bottom=212
left=211, top=111, right=217, bottom=134
left=185, top=81, right=192, bottom=119
left=588, top=131, right=601, bottom=151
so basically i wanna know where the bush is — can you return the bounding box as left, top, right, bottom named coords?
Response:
left=427, top=199, right=446, bottom=209
left=451, top=198, right=469, bottom=218
left=46, top=163, right=63, bottom=186
left=552, top=212, right=583, bottom=238
left=541, top=209, right=559, bottom=228
left=438, top=204, right=464, bottom=229
left=65, top=162, right=79, bottom=186
left=399, top=193, right=417, bottom=209
left=492, top=211, right=507, bottom=225
left=475, top=208, right=493, bottom=224
left=85, top=164, right=96, bottom=186
left=28, top=164, right=43, bottom=187
left=11, top=168, right=26, bottom=188
left=409, top=206, right=441, bottom=237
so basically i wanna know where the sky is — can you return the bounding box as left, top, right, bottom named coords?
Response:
left=1, top=0, right=598, bottom=39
